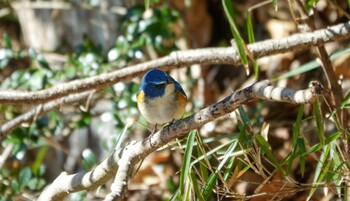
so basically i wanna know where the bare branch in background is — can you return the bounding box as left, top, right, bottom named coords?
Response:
left=0, top=21, right=348, bottom=105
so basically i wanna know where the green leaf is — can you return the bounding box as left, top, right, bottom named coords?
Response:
left=28, top=48, right=50, bottom=69
left=11, top=180, right=20, bottom=193
left=82, top=149, right=97, bottom=166
left=27, top=178, right=46, bottom=190
left=313, top=99, right=325, bottom=144
left=4, top=32, right=12, bottom=49
left=179, top=130, right=196, bottom=192
left=305, top=0, right=319, bottom=11
left=36, top=53, right=50, bottom=69
left=18, top=167, right=32, bottom=188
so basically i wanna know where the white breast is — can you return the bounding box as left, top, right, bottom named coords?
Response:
left=138, top=84, right=178, bottom=124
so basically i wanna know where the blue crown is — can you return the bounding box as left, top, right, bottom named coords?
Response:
left=139, top=69, right=171, bottom=98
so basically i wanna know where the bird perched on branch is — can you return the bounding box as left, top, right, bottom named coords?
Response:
left=136, top=69, right=187, bottom=134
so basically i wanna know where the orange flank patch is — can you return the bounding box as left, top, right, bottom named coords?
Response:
left=137, top=90, right=145, bottom=103
left=177, top=90, right=187, bottom=107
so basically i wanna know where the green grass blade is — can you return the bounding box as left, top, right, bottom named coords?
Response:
left=274, top=60, right=320, bottom=81
left=224, top=155, right=236, bottom=180
left=341, top=90, right=350, bottom=109
left=145, top=0, right=150, bottom=10
left=191, top=139, right=236, bottom=166
left=287, top=105, right=304, bottom=174
left=238, top=106, right=251, bottom=126
left=286, top=152, right=296, bottom=175
left=195, top=133, right=209, bottom=181
left=180, top=130, right=197, bottom=192
left=217, top=140, right=238, bottom=170
left=293, top=104, right=304, bottom=146
left=246, top=12, right=259, bottom=78
left=222, top=0, right=248, bottom=66
left=313, top=99, right=325, bottom=145
left=246, top=12, right=255, bottom=44
left=306, top=143, right=323, bottom=154
left=297, top=137, right=306, bottom=178
left=32, top=146, right=48, bottom=176
left=183, top=181, right=191, bottom=201
left=202, top=172, right=218, bottom=200
left=272, top=0, right=278, bottom=10
left=190, top=173, right=205, bottom=201
left=307, top=144, right=331, bottom=200
left=274, top=47, right=350, bottom=81
left=325, top=132, right=340, bottom=144
left=169, top=188, right=180, bottom=201
left=329, top=141, right=341, bottom=171
left=254, top=134, right=285, bottom=176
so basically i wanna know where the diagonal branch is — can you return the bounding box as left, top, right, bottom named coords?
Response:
left=0, top=21, right=349, bottom=105
left=37, top=80, right=324, bottom=201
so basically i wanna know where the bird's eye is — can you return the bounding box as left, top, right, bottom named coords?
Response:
left=154, top=83, right=165, bottom=89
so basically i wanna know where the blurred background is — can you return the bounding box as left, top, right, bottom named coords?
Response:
left=0, top=0, right=350, bottom=200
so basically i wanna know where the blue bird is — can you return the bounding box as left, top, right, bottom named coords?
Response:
left=136, top=69, right=187, bottom=129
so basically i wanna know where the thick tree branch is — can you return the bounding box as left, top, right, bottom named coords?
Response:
left=37, top=80, right=324, bottom=201
left=0, top=21, right=349, bottom=105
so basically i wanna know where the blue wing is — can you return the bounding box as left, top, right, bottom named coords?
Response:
left=175, top=81, right=187, bottom=99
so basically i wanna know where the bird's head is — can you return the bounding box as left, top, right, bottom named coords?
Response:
left=138, top=69, right=175, bottom=99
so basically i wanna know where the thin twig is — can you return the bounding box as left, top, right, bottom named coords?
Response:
left=11, top=1, right=127, bottom=15
left=0, top=91, right=93, bottom=140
